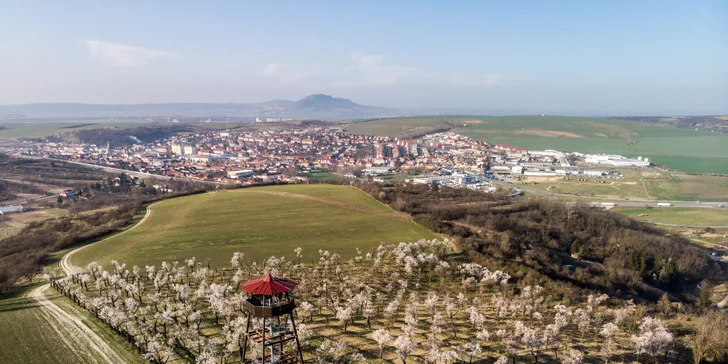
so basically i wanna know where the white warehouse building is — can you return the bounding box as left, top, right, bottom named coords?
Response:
left=585, top=154, right=650, bottom=167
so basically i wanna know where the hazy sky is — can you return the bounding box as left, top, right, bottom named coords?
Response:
left=1, top=1, right=726, bottom=115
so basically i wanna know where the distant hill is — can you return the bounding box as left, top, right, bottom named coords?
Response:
left=0, top=94, right=398, bottom=120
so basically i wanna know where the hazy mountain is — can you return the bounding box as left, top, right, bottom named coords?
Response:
left=0, top=95, right=399, bottom=120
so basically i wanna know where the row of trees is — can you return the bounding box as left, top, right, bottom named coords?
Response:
left=50, top=239, right=727, bottom=363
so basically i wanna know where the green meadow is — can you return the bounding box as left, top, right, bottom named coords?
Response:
left=71, top=184, right=438, bottom=268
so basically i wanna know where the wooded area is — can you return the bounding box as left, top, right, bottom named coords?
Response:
left=345, top=181, right=723, bottom=303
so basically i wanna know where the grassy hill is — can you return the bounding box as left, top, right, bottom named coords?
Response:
left=71, top=184, right=438, bottom=268
left=345, top=116, right=728, bottom=174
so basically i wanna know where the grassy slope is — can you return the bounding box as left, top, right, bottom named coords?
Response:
left=0, top=284, right=144, bottom=364
left=0, top=122, right=137, bottom=140
left=71, top=185, right=437, bottom=268
left=346, top=116, right=728, bottom=174
left=612, top=207, right=728, bottom=226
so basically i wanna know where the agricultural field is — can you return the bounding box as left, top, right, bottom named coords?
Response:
left=0, top=283, right=144, bottom=364
left=346, top=116, right=728, bottom=174
left=71, top=184, right=438, bottom=268
left=521, top=169, right=728, bottom=202
left=612, top=207, right=728, bottom=227
left=522, top=169, right=651, bottom=200
left=345, top=117, right=455, bottom=138
left=644, top=173, right=728, bottom=201
left=0, top=121, right=138, bottom=141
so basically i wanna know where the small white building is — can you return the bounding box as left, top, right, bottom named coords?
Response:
left=584, top=170, right=607, bottom=177
left=227, top=170, right=256, bottom=179
left=0, top=205, right=24, bottom=215
left=362, top=167, right=392, bottom=176
left=585, top=154, right=649, bottom=167
left=523, top=170, right=557, bottom=177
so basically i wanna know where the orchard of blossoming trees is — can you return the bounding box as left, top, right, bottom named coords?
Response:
left=48, top=239, right=723, bottom=363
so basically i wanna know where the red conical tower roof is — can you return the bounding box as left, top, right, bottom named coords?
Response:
left=241, top=273, right=297, bottom=295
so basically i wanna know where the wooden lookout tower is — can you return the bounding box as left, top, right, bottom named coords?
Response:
left=241, top=273, right=304, bottom=364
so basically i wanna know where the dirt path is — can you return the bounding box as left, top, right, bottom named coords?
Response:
left=61, top=203, right=155, bottom=273
left=236, top=189, right=412, bottom=221
left=640, top=174, right=653, bottom=200
left=31, top=203, right=156, bottom=363
left=27, top=284, right=125, bottom=363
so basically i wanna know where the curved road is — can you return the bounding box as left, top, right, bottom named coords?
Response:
left=60, top=203, right=155, bottom=274
left=28, top=203, right=156, bottom=364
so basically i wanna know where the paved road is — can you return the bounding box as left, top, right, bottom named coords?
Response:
left=472, top=173, right=728, bottom=228
left=15, top=155, right=229, bottom=186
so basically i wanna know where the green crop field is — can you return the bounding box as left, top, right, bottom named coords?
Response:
left=346, top=117, right=453, bottom=138
left=0, top=121, right=138, bottom=140
left=71, top=184, right=438, bottom=268
left=0, top=284, right=144, bottom=364
left=612, top=207, right=728, bottom=227
left=345, top=116, right=728, bottom=174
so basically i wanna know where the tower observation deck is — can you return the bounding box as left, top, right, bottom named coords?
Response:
left=241, top=273, right=304, bottom=364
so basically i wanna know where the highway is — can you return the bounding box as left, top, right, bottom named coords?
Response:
left=474, top=173, right=728, bottom=228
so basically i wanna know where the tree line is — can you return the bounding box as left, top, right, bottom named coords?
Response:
left=74, top=125, right=193, bottom=147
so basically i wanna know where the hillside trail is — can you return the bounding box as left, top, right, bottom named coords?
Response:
left=60, top=203, right=155, bottom=273
left=26, top=284, right=124, bottom=363
left=28, top=203, right=156, bottom=363
left=235, top=189, right=412, bottom=221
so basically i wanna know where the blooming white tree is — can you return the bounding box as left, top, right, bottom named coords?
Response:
left=315, top=339, right=348, bottom=363
left=335, top=306, right=353, bottom=332
left=599, top=322, right=619, bottom=363
left=631, top=316, right=674, bottom=361
left=298, top=300, right=314, bottom=322
left=560, top=348, right=583, bottom=364
left=394, top=334, right=416, bottom=364
left=372, top=329, right=393, bottom=359
left=458, top=340, right=482, bottom=363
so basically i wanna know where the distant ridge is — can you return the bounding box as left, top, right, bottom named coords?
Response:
left=0, top=94, right=397, bottom=120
